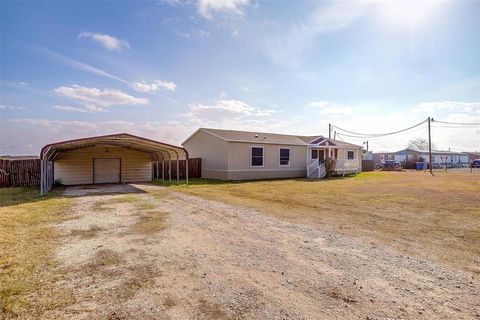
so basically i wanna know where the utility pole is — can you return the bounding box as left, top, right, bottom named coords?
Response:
left=428, top=117, right=433, bottom=174
left=328, top=123, right=331, bottom=139
left=334, top=131, right=336, bottom=140
left=363, top=140, right=369, bottom=152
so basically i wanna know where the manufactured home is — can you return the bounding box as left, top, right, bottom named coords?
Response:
left=182, top=128, right=363, bottom=180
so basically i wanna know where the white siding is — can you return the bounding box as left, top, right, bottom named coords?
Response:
left=54, top=146, right=152, bottom=185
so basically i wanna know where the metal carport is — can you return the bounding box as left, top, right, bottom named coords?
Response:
left=39, top=133, right=189, bottom=194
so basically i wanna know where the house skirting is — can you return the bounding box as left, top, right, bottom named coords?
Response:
left=202, top=168, right=306, bottom=180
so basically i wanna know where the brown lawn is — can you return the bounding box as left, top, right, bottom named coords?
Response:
left=170, top=170, right=480, bottom=275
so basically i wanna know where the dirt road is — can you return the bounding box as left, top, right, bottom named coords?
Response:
left=40, top=184, right=479, bottom=320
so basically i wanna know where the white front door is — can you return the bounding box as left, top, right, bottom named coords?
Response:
left=94, top=158, right=121, bottom=184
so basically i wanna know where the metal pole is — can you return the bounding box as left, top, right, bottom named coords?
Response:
left=428, top=117, right=433, bottom=174
left=176, top=157, right=180, bottom=185
left=185, top=155, right=189, bottom=186
left=169, top=156, right=172, bottom=182
left=329, top=123, right=331, bottom=139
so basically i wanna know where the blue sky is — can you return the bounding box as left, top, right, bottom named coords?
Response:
left=1, top=0, right=479, bottom=155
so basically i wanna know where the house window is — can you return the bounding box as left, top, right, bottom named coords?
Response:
left=347, top=150, right=355, bottom=160
left=251, top=147, right=264, bottom=167
left=279, top=148, right=290, bottom=166
left=311, top=150, right=318, bottom=159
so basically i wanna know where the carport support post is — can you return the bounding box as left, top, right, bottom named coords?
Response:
left=162, top=160, right=165, bottom=182
left=176, top=158, right=180, bottom=185
left=168, top=159, right=171, bottom=182
left=185, top=156, right=189, bottom=186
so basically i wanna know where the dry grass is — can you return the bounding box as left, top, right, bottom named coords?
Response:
left=173, top=170, right=480, bottom=274
left=132, top=212, right=168, bottom=234
left=0, top=188, right=73, bottom=317
left=87, top=249, right=124, bottom=270
left=70, top=225, right=103, bottom=239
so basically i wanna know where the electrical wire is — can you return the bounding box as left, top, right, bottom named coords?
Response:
left=336, top=122, right=428, bottom=141
left=432, top=120, right=480, bottom=126
left=332, top=119, right=428, bottom=138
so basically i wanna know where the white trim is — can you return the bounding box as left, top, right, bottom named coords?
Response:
left=182, top=128, right=229, bottom=145
left=250, top=145, right=264, bottom=168
left=279, top=147, right=291, bottom=167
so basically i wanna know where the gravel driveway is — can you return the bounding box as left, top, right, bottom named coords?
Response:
left=41, top=183, right=479, bottom=320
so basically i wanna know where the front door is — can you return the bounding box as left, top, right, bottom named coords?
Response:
left=93, top=158, right=121, bottom=184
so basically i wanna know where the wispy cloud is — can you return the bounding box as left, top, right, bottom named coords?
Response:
left=265, top=1, right=370, bottom=66
left=309, top=101, right=353, bottom=115
left=182, top=99, right=278, bottom=127
left=52, top=105, right=90, bottom=113
left=34, top=46, right=130, bottom=85
left=174, top=28, right=211, bottom=39
left=132, top=80, right=177, bottom=92
left=197, top=0, right=249, bottom=20
left=0, top=104, right=28, bottom=111
left=413, top=101, right=480, bottom=114
left=78, top=32, right=130, bottom=51
left=53, top=85, right=149, bottom=112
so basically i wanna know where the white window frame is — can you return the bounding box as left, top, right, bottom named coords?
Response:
left=279, top=147, right=291, bottom=167
left=347, top=150, right=355, bottom=160
left=250, top=146, right=264, bottom=168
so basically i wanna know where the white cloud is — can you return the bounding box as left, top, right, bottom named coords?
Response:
left=197, top=0, right=249, bottom=20
left=78, top=32, right=130, bottom=52
left=182, top=99, right=278, bottom=127
left=265, top=1, right=370, bottom=66
left=53, top=85, right=149, bottom=112
left=309, top=101, right=352, bottom=115
left=414, top=101, right=480, bottom=114
left=0, top=104, right=27, bottom=111
left=175, top=28, right=211, bottom=39
left=34, top=46, right=130, bottom=85
left=131, top=80, right=177, bottom=93
left=52, top=105, right=90, bottom=113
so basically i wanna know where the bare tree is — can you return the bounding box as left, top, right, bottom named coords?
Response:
left=407, top=138, right=436, bottom=151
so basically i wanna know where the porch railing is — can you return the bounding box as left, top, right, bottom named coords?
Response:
left=335, top=159, right=359, bottom=171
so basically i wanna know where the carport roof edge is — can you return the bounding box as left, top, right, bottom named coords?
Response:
left=40, top=133, right=189, bottom=160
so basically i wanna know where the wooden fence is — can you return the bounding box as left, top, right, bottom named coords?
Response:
left=0, top=159, right=41, bottom=188
left=362, top=160, right=375, bottom=172
left=0, top=158, right=202, bottom=188
left=152, top=158, right=201, bottom=180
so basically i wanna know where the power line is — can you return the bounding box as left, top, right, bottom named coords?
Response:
left=432, top=119, right=480, bottom=126
left=335, top=122, right=428, bottom=141
left=332, top=119, right=428, bottom=138
left=431, top=125, right=480, bottom=129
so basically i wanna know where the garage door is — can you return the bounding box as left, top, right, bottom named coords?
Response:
left=94, top=158, right=121, bottom=184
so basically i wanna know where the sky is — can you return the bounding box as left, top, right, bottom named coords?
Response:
left=1, top=0, right=479, bottom=155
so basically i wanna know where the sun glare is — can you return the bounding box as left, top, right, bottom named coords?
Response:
left=376, top=1, right=443, bottom=29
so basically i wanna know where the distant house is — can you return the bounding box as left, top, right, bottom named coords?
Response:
left=373, top=148, right=469, bottom=167
left=182, top=128, right=363, bottom=180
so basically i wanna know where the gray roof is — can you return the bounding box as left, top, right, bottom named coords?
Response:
left=189, top=128, right=362, bottom=148
left=199, top=128, right=322, bottom=145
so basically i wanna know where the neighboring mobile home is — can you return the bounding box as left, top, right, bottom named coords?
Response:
left=373, top=148, right=470, bottom=167
left=182, top=128, right=363, bottom=180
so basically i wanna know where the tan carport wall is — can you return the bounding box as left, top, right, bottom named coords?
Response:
left=39, top=133, right=189, bottom=195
